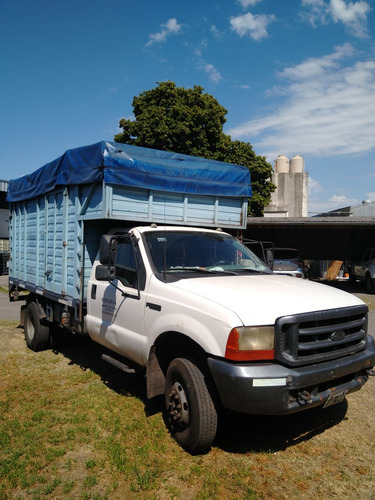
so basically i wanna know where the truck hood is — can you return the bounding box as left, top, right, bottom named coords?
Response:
left=169, top=274, right=364, bottom=325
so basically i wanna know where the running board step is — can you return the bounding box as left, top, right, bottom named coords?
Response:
left=101, top=354, right=137, bottom=374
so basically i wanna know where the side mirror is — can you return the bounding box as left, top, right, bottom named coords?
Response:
left=95, top=264, right=116, bottom=281
left=99, top=235, right=118, bottom=265
left=266, top=249, right=274, bottom=270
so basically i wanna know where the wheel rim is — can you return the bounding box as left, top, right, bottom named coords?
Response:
left=167, top=381, right=189, bottom=429
left=26, top=315, right=35, bottom=341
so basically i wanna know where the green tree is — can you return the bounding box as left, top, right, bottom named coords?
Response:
left=115, top=81, right=275, bottom=216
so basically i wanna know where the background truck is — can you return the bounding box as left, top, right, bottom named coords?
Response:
left=348, top=248, right=375, bottom=293
left=8, top=141, right=375, bottom=454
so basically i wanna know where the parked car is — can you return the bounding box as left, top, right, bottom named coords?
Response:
left=273, top=248, right=304, bottom=278
left=348, top=247, right=375, bottom=293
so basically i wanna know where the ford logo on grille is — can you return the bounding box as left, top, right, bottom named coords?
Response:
left=330, top=330, right=346, bottom=341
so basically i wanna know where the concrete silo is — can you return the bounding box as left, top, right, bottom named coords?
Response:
left=275, top=155, right=290, bottom=173
left=290, top=155, right=304, bottom=174
left=264, top=155, right=308, bottom=218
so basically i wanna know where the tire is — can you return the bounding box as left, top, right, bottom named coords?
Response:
left=365, top=274, right=375, bottom=294
left=165, top=358, right=217, bottom=454
left=24, top=302, right=51, bottom=351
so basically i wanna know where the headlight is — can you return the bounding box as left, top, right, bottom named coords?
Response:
left=225, top=326, right=275, bottom=361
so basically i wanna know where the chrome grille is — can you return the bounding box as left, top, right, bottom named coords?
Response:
left=275, top=305, right=368, bottom=367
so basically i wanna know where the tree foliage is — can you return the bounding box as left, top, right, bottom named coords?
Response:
left=115, top=81, right=275, bottom=216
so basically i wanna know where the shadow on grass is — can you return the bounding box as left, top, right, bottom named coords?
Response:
left=214, top=401, right=348, bottom=454
left=49, top=330, right=159, bottom=413
left=49, top=329, right=350, bottom=454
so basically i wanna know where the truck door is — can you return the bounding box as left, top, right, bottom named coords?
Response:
left=87, top=236, right=147, bottom=365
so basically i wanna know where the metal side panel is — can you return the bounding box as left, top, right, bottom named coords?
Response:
left=36, top=197, right=46, bottom=286
left=216, top=197, right=246, bottom=228
left=80, top=183, right=105, bottom=218
left=44, top=190, right=66, bottom=294
left=9, top=200, right=41, bottom=286
left=24, top=199, right=38, bottom=285
left=44, top=186, right=89, bottom=300
left=8, top=204, right=18, bottom=279
left=65, top=186, right=82, bottom=299
left=9, top=189, right=83, bottom=301
left=109, top=184, right=248, bottom=228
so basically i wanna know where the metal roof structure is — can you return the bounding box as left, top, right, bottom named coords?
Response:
left=247, top=216, right=375, bottom=227
left=244, top=217, right=375, bottom=261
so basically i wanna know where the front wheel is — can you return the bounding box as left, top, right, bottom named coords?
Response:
left=24, top=302, right=51, bottom=351
left=165, top=358, right=217, bottom=454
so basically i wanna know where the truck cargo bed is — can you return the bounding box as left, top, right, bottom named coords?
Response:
left=8, top=141, right=251, bottom=303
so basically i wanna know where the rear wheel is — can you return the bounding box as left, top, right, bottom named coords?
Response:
left=24, top=302, right=50, bottom=351
left=165, top=358, right=217, bottom=454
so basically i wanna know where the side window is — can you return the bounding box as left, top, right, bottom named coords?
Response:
left=115, top=240, right=137, bottom=287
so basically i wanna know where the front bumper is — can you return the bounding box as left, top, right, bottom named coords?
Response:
left=208, top=335, right=375, bottom=415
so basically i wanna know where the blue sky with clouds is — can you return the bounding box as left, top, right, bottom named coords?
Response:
left=1, top=0, right=374, bottom=214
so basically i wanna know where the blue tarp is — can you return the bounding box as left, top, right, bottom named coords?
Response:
left=7, top=141, right=252, bottom=202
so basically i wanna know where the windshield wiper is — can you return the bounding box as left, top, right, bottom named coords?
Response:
left=166, top=266, right=237, bottom=275
left=236, top=268, right=271, bottom=275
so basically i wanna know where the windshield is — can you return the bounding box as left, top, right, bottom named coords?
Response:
left=144, top=230, right=271, bottom=277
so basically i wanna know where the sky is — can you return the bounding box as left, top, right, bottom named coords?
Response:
left=1, top=0, right=374, bottom=215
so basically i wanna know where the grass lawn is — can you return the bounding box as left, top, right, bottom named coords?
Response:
left=1, top=317, right=374, bottom=500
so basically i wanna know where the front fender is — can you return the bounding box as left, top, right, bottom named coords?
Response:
left=144, top=308, right=235, bottom=364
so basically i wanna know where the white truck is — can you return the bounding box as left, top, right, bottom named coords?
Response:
left=348, top=248, right=375, bottom=293
left=8, top=141, right=375, bottom=454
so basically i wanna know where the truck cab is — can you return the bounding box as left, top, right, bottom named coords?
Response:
left=86, top=225, right=375, bottom=453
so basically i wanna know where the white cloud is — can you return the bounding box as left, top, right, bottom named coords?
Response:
left=163, top=18, right=181, bottom=33
left=227, top=45, right=375, bottom=160
left=193, top=42, right=223, bottom=84
left=238, top=0, right=265, bottom=7
left=301, top=0, right=371, bottom=37
left=278, top=42, right=355, bottom=80
left=329, top=0, right=371, bottom=38
left=366, top=192, right=375, bottom=201
left=146, top=18, right=182, bottom=47
left=204, top=64, right=222, bottom=84
left=308, top=177, right=323, bottom=194
left=210, top=24, right=226, bottom=39
left=309, top=193, right=359, bottom=214
left=230, top=12, right=275, bottom=41
left=301, top=0, right=330, bottom=26
left=330, top=194, right=353, bottom=204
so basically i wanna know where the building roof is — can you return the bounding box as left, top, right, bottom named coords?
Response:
left=247, top=216, right=375, bottom=227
